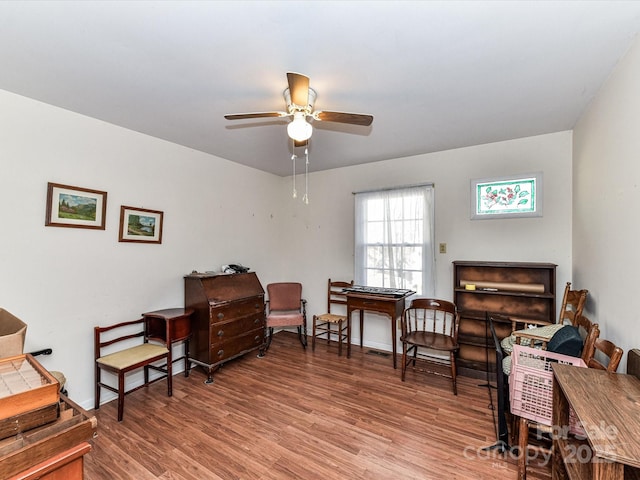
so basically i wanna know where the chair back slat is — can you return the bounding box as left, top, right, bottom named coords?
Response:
left=558, top=282, right=588, bottom=325
left=327, top=279, right=353, bottom=313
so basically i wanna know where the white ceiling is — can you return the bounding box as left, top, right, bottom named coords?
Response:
left=1, top=1, right=640, bottom=177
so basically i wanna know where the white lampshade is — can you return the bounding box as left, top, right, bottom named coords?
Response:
left=287, top=113, right=312, bottom=141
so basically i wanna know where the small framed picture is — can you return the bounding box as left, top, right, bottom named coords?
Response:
left=118, top=206, right=164, bottom=244
left=45, top=182, right=107, bottom=229
left=471, top=173, right=543, bottom=220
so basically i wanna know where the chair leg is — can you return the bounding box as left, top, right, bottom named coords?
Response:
left=337, top=320, right=343, bottom=356
left=302, top=321, right=308, bottom=347
left=167, top=354, right=173, bottom=397
left=297, top=326, right=306, bottom=349
left=401, top=344, right=407, bottom=381
left=312, top=316, right=317, bottom=351
left=450, top=351, right=458, bottom=395
left=518, top=416, right=529, bottom=480
left=117, top=373, right=126, bottom=422
left=95, top=366, right=101, bottom=410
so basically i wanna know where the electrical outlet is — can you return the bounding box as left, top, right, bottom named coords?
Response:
left=439, top=243, right=447, bottom=254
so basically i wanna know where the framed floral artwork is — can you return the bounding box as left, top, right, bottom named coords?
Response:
left=118, top=206, right=163, bottom=244
left=471, top=173, right=543, bottom=220
left=45, top=182, right=107, bottom=229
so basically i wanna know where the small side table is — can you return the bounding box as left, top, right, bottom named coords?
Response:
left=143, top=308, right=194, bottom=390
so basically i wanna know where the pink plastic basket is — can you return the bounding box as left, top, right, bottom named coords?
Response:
left=509, top=344, right=585, bottom=434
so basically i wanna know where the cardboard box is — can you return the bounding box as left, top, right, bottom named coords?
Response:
left=0, top=308, right=27, bottom=358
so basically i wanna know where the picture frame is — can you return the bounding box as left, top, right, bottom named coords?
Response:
left=45, top=182, right=107, bottom=229
left=118, top=206, right=164, bottom=244
left=470, top=172, right=543, bottom=220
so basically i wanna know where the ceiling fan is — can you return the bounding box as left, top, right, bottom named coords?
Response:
left=224, top=72, right=373, bottom=145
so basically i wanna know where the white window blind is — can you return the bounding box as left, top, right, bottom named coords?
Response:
left=354, top=184, right=435, bottom=296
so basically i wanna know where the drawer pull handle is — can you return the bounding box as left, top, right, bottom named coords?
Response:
left=254, top=335, right=261, bottom=342
left=217, top=349, right=224, bottom=357
left=217, top=313, right=224, bottom=319
left=254, top=318, right=260, bottom=324
left=217, top=330, right=224, bottom=337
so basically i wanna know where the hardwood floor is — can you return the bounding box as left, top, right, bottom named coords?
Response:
left=84, top=332, right=551, bottom=479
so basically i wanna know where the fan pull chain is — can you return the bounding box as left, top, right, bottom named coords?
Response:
left=302, top=147, right=309, bottom=204
left=291, top=153, right=297, bottom=199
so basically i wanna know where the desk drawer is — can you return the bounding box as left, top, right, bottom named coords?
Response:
left=210, top=298, right=264, bottom=324
left=349, top=296, right=406, bottom=313
left=210, top=315, right=264, bottom=342
left=211, top=328, right=264, bottom=361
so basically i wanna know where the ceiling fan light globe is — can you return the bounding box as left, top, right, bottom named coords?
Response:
left=287, top=116, right=313, bottom=141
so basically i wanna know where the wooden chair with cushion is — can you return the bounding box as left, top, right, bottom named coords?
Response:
left=312, top=279, right=353, bottom=356
left=95, top=318, right=171, bottom=422
left=400, top=298, right=460, bottom=395
left=265, top=282, right=307, bottom=351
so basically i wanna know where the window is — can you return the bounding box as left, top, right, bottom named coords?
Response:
left=354, top=184, right=435, bottom=296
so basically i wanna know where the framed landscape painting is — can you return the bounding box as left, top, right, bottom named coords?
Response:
left=118, top=206, right=163, bottom=244
left=471, top=173, right=543, bottom=220
left=45, top=182, right=107, bottom=229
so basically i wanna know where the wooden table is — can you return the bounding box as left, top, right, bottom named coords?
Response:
left=552, top=364, right=640, bottom=479
left=142, top=307, right=193, bottom=385
left=346, top=289, right=413, bottom=368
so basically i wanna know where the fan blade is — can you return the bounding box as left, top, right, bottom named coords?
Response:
left=287, top=72, right=309, bottom=106
left=225, top=112, right=287, bottom=120
left=314, top=110, right=373, bottom=126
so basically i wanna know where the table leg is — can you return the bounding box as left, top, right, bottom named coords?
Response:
left=391, top=316, right=397, bottom=369
left=359, top=310, right=364, bottom=348
left=347, top=310, right=352, bottom=358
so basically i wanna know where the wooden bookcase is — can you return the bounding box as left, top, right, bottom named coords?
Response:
left=452, top=260, right=557, bottom=377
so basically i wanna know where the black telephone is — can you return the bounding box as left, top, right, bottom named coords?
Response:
left=223, top=264, right=249, bottom=274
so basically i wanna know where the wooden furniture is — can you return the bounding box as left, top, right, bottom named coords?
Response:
left=452, top=260, right=556, bottom=376
left=1, top=395, right=97, bottom=480
left=312, top=279, right=353, bottom=356
left=184, top=271, right=265, bottom=383
left=142, top=307, right=193, bottom=379
left=584, top=335, right=623, bottom=372
left=502, top=282, right=588, bottom=355
left=265, top=282, right=307, bottom=351
left=94, top=318, right=170, bottom=421
left=628, top=348, right=640, bottom=378
left=346, top=287, right=414, bottom=368
left=400, top=298, right=460, bottom=394
left=0, top=354, right=60, bottom=439
left=552, top=364, right=640, bottom=480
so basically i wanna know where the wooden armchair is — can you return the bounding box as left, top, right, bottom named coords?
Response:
left=400, top=298, right=460, bottom=395
left=94, top=318, right=171, bottom=421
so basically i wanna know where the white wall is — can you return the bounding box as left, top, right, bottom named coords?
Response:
left=573, top=34, right=640, bottom=370
left=0, top=90, right=284, bottom=408
left=286, top=131, right=573, bottom=351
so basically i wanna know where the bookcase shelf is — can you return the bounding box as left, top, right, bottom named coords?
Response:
left=453, top=260, right=557, bottom=377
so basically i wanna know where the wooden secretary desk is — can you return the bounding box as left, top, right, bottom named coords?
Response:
left=184, top=272, right=266, bottom=383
